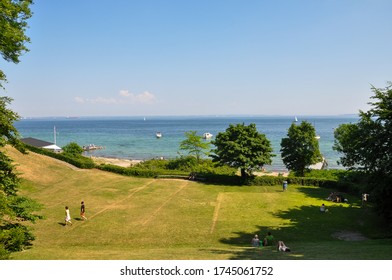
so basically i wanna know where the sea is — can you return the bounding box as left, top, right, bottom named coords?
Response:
left=14, top=115, right=358, bottom=171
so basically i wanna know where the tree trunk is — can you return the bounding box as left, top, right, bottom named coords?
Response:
left=240, top=168, right=247, bottom=179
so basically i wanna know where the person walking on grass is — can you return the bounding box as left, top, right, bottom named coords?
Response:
left=65, top=206, right=72, bottom=226
left=80, top=201, right=87, bottom=220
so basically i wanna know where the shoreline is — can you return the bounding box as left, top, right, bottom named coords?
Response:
left=90, top=156, right=142, bottom=167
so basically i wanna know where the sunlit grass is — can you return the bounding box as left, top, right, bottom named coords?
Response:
left=4, top=146, right=392, bottom=260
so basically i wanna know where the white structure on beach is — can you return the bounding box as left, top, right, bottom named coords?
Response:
left=20, top=137, right=62, bottom=153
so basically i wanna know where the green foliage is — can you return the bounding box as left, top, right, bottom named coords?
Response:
left=179, top=130, right=210, bottom=162
left=0, top=96, right=23, bottom=150
left=1, top=97, right=42, bottom=259
left=0, top=244, right=10, bottom=260
left=0, top=150, right=20, bottom=196
left=167, top=156, right=198, bottom=171
left=334, top=83, right=392, bottom=175
left=24, top=144, right=95, bottom=169
left=97, top=164, right=164, bottom=178
left=333, top=82, right=392, bottom=223
left=0, top=0, right=33, bottom=88
left=62, top=142, right=84, bottom=156
left=137, top=158, right=170, bottom=170
left=8, top=196, right=43, bottom=222
left=280, top=121, right=323, bottom=176
left=211, top=123, right=274, bottom=179
left=0, top=0, right=41, bottom=259
left=291, top=169, right=347, bottom=180
left=0, top=224, right=35, bottom=254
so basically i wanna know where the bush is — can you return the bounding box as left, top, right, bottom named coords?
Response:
left=23, top=144, right=95, bottom=169
left=167, top=156, right=198, bottom=171
left=0, top=224, right=35, bottom=253
left=246, top=175, right=286, bottom=186
left=62, top=142, right=84, bottom=156
left=0, top=244, right=9, bottom=260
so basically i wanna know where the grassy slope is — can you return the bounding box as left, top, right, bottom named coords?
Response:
left=4, top=146, right=392, bottom=260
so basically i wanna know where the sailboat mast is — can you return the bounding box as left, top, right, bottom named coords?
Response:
left=54, top=126, right=56, bottom=145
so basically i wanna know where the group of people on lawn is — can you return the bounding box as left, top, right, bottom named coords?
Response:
left=251, top=232, right=290, bottom=252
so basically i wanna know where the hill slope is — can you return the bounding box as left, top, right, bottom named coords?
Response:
left=4, top=146, right=392, bottom=260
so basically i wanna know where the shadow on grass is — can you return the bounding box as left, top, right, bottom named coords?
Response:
left=216, top=200, right=385, bottom=259
left=296, top=186, right=362, bottom=208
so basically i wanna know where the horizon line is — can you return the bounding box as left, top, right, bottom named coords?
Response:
left=19, top=113, right=359, bottom=119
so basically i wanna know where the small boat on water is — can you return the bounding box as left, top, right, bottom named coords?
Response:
left=156, top=132, right=162, bottom=138
left=203, top=132, right=213, bottom=139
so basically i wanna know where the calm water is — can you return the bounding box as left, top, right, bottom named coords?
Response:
left=14, top=115, right=358, bottom=171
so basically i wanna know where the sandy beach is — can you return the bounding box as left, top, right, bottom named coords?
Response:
left=91, top=156, right=142, bottom=167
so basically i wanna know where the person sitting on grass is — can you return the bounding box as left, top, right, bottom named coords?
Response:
left=263, top=232, right=274, bottom=246
left=320, top=203, right=328, bottom=213
left=251, top=234, right=260, bottom=247
left=277, top=240, right=291, bottom=252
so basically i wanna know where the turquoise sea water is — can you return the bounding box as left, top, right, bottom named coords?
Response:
left=14, top=115, right=358, bottom=171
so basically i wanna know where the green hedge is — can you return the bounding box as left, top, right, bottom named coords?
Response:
left=23, top=144, right=95, bottom=169
left=246, top=175, right=363, bottom=196
left=96, top=164, right=190, bottom=178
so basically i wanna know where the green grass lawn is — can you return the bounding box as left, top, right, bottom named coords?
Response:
left=5, top=146, right=392, bottom=260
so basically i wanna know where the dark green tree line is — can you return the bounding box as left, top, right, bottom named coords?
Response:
left=1, top=0, right=42, bottom=259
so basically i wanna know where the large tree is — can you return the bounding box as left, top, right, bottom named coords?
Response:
left=1, top=0, right=41, bottom=260
left=280, top=121, right=322, bottom=176
left=0, top=0, right=33, bottom=88
left=179, top=130, right=210, bottom=163
left=333, top=82, right=392, bottom=223
left=334, top=82, right=392, bottom=175
left=211, top=123, right=274, bottom=179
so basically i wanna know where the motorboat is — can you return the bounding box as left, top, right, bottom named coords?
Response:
left=202, top=132, right=213, bottom=139
left=156, top=132, right=162, bottom=138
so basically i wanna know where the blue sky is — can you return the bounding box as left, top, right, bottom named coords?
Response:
left=2, top=0, right=392, bottom=117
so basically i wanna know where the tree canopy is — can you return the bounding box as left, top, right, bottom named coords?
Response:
left=280, top=121, right=322, bottom=176
left=211, top=123, right=274, bottom=179
left=333, top=82, right=392, bottom=223
left=0, top=0, right=33, bottom=88
left=1, top=0, right=40, bottom=259
left=179, top=130, right=210, bottom=162
left=62, top=142, right=84, bottom=156
left=334, top=82, right=392, bottom=175
left=1, top=97, right=42, bottom=259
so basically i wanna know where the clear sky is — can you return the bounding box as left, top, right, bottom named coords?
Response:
left=2, top=0, right=392, bottom=117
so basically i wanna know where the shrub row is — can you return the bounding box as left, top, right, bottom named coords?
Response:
left=246, top=175, right=363, bottom=195
left=23, top=145, right=95, bottom=169
left=96, top=164, right=190, bottom=178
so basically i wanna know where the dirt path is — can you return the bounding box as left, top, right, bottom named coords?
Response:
left=142, top=180, right=189, bottom=226
left=210, top=193, right=224, bottom=234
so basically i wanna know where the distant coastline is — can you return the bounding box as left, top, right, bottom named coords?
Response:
left=19, top=113, right=360, bottom=120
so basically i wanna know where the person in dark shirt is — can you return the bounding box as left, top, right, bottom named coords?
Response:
left=80, top=201, right=87, bottom=220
